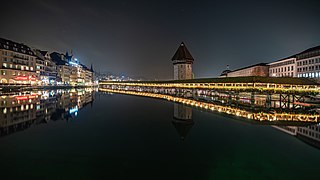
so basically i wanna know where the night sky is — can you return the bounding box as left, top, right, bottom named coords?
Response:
left=1, top=0, right=319, bottom=79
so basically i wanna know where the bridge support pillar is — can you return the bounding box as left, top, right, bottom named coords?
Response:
left=250, top=92, right=255, bottom=109
left=266, top=94, right=271, bottom=109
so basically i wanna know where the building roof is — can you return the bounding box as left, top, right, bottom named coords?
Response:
left=267, top=54, right=296, bottom=65
left=220, top=69, right=232, bottom=76
left=50, top=52, right=68, bottom=65
left=296, top=45, right=320, bottom=60
left=298, top=45, right=320, bottom=55
left=269, top=45, right=320, bottom=63
left=0, top=37, right=35, bottom=56
left=111, top=76, right=319, bottom=85
left=90, top=64, right=94, bottom=72
left=229, top=63, right=268, bottom=73
left=171, top=42, right=194, bottom=61
left=65, top=52, right=73, bottom=61
left=39, top=50, right=48, bottom=56
left=172, top=118, right=194, bottom=141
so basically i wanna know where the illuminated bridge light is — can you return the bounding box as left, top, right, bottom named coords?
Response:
left=98, top=88, right=319, bottom=123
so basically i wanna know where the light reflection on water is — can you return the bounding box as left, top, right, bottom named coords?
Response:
left=0, top=88, right=94, bottom=137
left=0, top=89, right=319, bottom=179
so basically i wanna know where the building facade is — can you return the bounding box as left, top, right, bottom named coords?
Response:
left=50, top=52, right=93, bottom=86
left=296, top=46, right=320, bottom=79
left=0, top=38, right=37, bottom=85
left=0, top=37, right=94, bottom=86
left=172, top=42, right=194, bottom=80
left=34, top=50, right=57, bottom=85
left=268, top=57, right=296, bottom=77
left=224, top=63, right=269, bottom=77
left=50, top=52, right=71, bottom=85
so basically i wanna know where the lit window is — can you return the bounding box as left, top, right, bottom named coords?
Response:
left=3, top=63, right=7, bottom=68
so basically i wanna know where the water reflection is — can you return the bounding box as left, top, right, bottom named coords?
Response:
left=173, top=103, right=194, bottom=140
left=0, top=89, right=94, bottom=137
left=273, top=124, right=320, bottom=149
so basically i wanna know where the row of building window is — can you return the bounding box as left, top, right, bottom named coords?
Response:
left=297, top=57, right=320, bottom=66
left=2, top=51, right=34, bottom=60
left=1, top=69, right=35, bottom=76
left=297, top=51, right=320, bottom=60
left=270, top=66, right=294, bottom=73
left=270, top=72, right=294, bottom=77
left=2, top=104, right=35, bottom=114
left=297, top=65, right=320, bottom=72
left=269, top=60, right=295, bottom=68
left=1, top=45, right=33, bottom=55
left=3, top=63, right=34, bottom=71
left=3, top=58, right=34, bottom=66
left=298, top=128, right=320, bottom=139
left=298, top=72, right=320, bottom=78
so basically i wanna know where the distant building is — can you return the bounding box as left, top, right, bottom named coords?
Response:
left=220, top=65, right=232, bottom=78
left=0, top=38, right=37, bottom=85
left=296, top=46, right=320, bottom=78
left=50, top=52, right=71, bottom=85
left=34, top=50, right=57, bottom=85
left=221, top=63, right=269, bottom=77
left=268, top=56, right=296, bottom=77
left=50, top=51, right=93, bottom=86
left=172, top=42, right=194, bottom=80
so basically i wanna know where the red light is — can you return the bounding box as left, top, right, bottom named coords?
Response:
left=16, top=96, right=28, bottom=100
left=15, top=76, right=28, bottom=80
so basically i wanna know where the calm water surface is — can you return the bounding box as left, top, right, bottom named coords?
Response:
left=0, top=90, right=319, bottom=179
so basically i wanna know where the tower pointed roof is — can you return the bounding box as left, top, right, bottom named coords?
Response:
left=172, top=119, right=194, bottom=141
left=90, top=64, right=94, bottom=72
left=171, top=42, right=194, bottom=61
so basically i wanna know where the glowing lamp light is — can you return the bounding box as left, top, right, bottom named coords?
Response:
left=69, top=106, right=79, bottom=114
left=28, top=95, right=36, bottom=99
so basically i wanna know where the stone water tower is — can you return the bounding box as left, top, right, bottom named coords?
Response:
left=171, top=42, right=194, bottom=80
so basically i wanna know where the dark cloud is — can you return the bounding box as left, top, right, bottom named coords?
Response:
left=1, top=0, right=319, bottom=79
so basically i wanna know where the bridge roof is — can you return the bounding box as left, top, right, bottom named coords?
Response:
left=105, top=76, right=319, bottom=85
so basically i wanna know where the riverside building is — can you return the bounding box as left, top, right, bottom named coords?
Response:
left=296, top=46, right=320, bottom=79
left=50, top=51, right=93, bottom=86
left=268, top=56, right=296, bottom=77
left=221, top=63, right=269, bottom=77
left=50, top=52, right=71, bottom=85
left=34, top=50, right=57, bottom=85
left=0, top=38, right=37, bottom=85
left=0, top=37, right=94, bottom=86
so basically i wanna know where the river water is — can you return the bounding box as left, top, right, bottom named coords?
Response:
left=0, top=89, right=319, bottom=179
